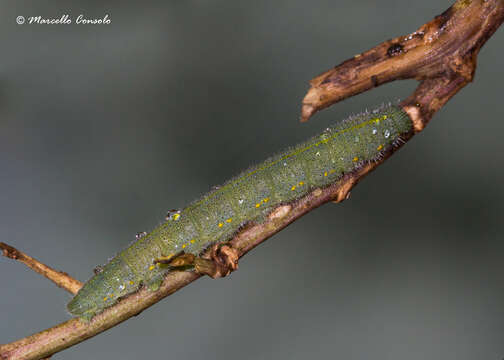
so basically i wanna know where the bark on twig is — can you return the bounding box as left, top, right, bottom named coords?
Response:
left=1, top=1, right=503, bottom=359
left=301, top=0, right=504, bottom=129
left=0, top=242, right=82, bottom=295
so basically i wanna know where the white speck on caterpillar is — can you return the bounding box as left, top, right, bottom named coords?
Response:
left=135, top=232, right=147, bottom=240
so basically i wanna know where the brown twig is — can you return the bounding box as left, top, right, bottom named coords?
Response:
left=301, top=0, right=504, bottom=129
left=0, top=242, right=82, bottom=295
left=1, top=1, right=503, bottom=359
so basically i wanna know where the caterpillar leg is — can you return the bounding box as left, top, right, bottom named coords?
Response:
left=154, top=253, right=195, bottom=270
left=148, top=254, right=196, bottom=291
left=152, top=244, right=239, bottom=279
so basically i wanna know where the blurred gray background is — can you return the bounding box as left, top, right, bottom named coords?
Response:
left=1, top=1, right=503, bottom=359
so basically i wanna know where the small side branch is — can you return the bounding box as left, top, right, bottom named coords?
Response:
left=0, top=242, right=82, bottom=295
left=301, top=0, right=504, bottom=127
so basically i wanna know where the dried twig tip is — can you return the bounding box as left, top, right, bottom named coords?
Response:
left=0, top=242, right=83, bottom=295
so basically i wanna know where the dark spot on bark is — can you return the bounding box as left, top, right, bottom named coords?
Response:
left=437, top=7, right=452, bottom=32
left=321, top=78, right=330, bottom=85
left=371, top=75, right=379, bottom=87
left=387, top=43, right=404, bottom=57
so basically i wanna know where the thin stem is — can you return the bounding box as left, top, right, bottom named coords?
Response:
left=0, top=242, right=82, bottom=295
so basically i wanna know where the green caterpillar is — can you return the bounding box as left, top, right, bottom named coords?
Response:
left=67, top=104, right=412, bottom=320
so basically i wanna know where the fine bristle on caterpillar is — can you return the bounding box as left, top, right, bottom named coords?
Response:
left=67, top=104, right=412, bottom=320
